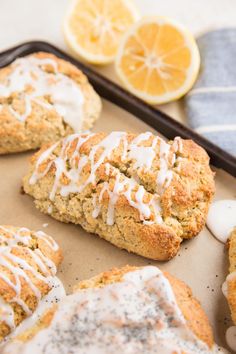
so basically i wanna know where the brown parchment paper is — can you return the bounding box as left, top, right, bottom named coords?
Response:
left=0, top=98, right=235, bottom=349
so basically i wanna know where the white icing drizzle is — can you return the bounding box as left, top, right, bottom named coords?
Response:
left=156, top=140, right=173, bottom=192
left=127, top=132, right=182, bottom=193
left=0, top=226, right=31, bottom=247
left=29, top=142, right=60, bottom=185
left=1, top=266, right=223, bottom=354
left=127, top=132, right=157, bottom=170
left=0, top=55, right=84, bottom=132
left=172, top=136, right=183, bottom=154
left=207, top=200, right=236, bottom=243
left=0, top=277, right=65, bottom=347
left=35, top=230, right=59, bottom=252
left=0, top=226, right=59, bottom=332
left=104, top=162, right=110, bottom=176
left=222, top=271, right=236, bottom=298
left=96, top=172, right=162, bottom=225
left=29, top=132, right=183, bottom=226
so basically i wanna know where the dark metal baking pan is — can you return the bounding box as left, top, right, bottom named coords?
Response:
left=0, top=40, right=235, bottom=177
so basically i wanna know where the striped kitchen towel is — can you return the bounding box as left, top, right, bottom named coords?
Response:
left=185, top=28, right=236, bottom=157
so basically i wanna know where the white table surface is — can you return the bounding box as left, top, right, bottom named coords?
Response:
left=1, top=0, right=236, bottom=47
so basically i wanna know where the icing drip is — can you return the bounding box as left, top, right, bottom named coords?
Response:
left=222, top=271, right=236, bottom=298
left=35, top=230, right=59, bottom=252
left=0, top=56, right=84, bottom=132
left=156, top=140, right=172, bottom=192
left=127, top=132, right=182, bottom=193
left=0, top=297, right=15, bottom=331
left=0, top=226, right=59, bottom=331
left=1, top=266, right=223, bottom=354
left=207, top=200, right=236, bottom=243
left=127, top=132, right=158, bottom=170
left=29, top=132, right=182, bottom=226
left=172, top=136, right=183, bottom=154
left=1, top=277, right=65, bottom=346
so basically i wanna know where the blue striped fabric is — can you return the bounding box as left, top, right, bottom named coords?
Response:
left=184, top=28, right=236, bottom=156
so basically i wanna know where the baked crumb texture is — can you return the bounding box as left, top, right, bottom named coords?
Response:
left=23, top=132, right=215, bottom=261
left=0, top=52, right=101, bottom=154
left=0, top=225, right=62, bottom=341
left=226, top=228, right=236, bottom=324
left=3, top=266, right=214, bottom=353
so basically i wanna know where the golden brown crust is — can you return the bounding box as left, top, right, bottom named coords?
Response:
left=0, top=52, right=101, bottom=154
left=228, top=228, right=236, bottom=273
left=0, top=225, right=62, bottom=341
left=226, top=228, right=236, bottom=325
left=163, top=272, right=214, bottom=348
left=23, top=132, right=215, bottom=261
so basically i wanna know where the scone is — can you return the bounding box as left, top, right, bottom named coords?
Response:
left=223, top=227, right=236, bottom=324
left=1, top=265, right=219, bottom=353
left=0, top=52, right=101, bottom=154
left=23, top=131, right=215, bottom=260
left=0, top=225, right=63, bottom=341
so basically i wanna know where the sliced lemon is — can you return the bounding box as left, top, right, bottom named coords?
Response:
left=63, top=0, right=139, bottom=65
left=115, top=16, right=200, bottom=104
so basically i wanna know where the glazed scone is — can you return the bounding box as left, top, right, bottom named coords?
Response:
left=23, top=131, right=215, bottom=260
left=223, top=227, right=236, bottom=324
left=0, top=52, right=102, bottom=154
left=0, top=225, right=63, bottom=342
left=0, top=265, right=221, bottom=353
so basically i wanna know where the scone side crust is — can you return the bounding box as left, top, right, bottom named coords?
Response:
left=0, top=52, right=101, bottom=154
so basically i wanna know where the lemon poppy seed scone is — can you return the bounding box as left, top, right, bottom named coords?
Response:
left=0, top=52, right=101, bottom=154
left=1, top=265, right=223, bottom=353
left=0, top=225, right=63, bottom=342
left=23, top=131, right=215, bottom=260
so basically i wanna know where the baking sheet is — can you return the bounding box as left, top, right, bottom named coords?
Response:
left=0, top=98, right=235, bottom=348
left=1, top=41, right=235, bottom=177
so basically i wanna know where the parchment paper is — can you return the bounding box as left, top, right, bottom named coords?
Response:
left=0, top=98, right=235, bottom=348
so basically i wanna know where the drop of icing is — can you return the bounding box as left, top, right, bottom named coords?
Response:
left=222, top=271, right=236, bottom=298
left=29, top=132, right=183, bottom=227
left=206, top=200, right=236, bottom=243
left=0, top=56, right=84, bottom=132
left=226, top=326, right=236, bottom=352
